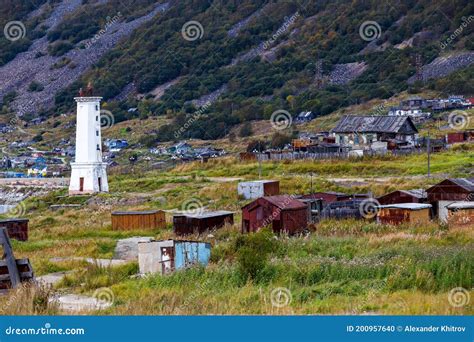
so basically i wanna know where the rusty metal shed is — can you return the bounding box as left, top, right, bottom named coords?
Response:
left=111, top=210, right=166, bottom=231
left=173, top=211, right=234, bottom=236
left=377, top=189, right=427, bottom=205
left=446, top=202, right=474, bottom=228
left=0, top=218, right=29, bottom=241
left=426, top=178, right=474, bottom=221
left=377, top=203, right=432, bottom=226
left=242, top=195, right=308, bottom=234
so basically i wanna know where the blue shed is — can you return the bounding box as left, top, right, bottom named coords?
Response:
left=138, top=239, right=211, bottom=275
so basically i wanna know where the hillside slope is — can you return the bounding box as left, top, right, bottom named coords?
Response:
left=0, top=0, right=473, bottom=142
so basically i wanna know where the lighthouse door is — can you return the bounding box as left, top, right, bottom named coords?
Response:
left=79, top=177, right=84, bottom=192
left=98, top=177, right=102, bottom=191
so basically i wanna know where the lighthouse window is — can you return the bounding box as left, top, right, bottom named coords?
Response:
left=96, top=130, right=99, bottom=136
left=96, top=116, right=99, bottom=121
left=97, top=144, right=100, bottom=151
left=95, top=105, right=99, bottom=111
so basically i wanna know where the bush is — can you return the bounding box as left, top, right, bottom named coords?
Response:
left=234, top=229, right=279, bottom=283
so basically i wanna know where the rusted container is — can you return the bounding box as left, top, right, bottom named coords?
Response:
left=111, top=210, right=166, bottom=230
left=446, top=202, right=474, bottom=228
left=377, top=203, right=432, bottom=225
left=0, top=219, right=29, bottom=241
left=238, top=180, right=280, bottom=200
left=242, top=195, right=308, bottom=234
left=173, top=211, right=234, bottom=236
left=446, top=132, right=466, bottom=144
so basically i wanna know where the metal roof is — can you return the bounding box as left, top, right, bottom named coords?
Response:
left=0, top=218, right=29, bottom=223
left=112, top=210, right=162, bottom=215
left=398, top=189, right=427, bottom=199
left=331, top=115, right=418, bottom=134
left=446, top=201, right=474, bottom=209
left=173, top=210, right=234, bottom=219
left=379, top=203, right=432, bottom=210
left=262, top=195, right=308, bottom=210
left=239, top=180, right=278, bottom=184
left=451, top=178, right=474, bottom=192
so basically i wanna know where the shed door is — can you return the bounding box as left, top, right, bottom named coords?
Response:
left=161, top=247, right=174, bottom=274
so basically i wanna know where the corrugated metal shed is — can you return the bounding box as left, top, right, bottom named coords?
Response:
left=0, top=218, right=28, bottom=241
left=446, top=201, right=474, bottom=228
left=241, top=195, right=308, bottom=234
left=237, top=180, right=280, bottom=200
left=377, top=203, right=432, bottom=225
left=173, top=211, right=234, bottom=236
left=378, top=189, right=427, bottom=205
left=331, top=115, right=418, bottom=134
left=138, top=239, right=211, bottom=275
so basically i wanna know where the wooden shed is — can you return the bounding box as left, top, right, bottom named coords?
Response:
left=0, top=218, right=29, bottom=241
left=377, top=203, right=432, bottom=225
left=111, top=210, right=166, bottom=231
left=242, top=195, right=308, bottom=234
left=426, top=178, right=474, bottom=222
left=173, top=211, right=234, bottom=236
left=446, top=202, right=474, bottom=228
left=377, top=189, right=427, bottom=205
left=237, top=180, right=280, bottom=200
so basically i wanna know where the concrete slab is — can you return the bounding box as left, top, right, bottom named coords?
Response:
left=49, top=257, right=132, bottom=267
left=114, top=236, right=154, bottom=261
left=36, top=271, right=71, bottom=287
left=52, top=294, right=112, bottom=312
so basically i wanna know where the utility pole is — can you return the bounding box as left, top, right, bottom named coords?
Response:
left=427, top=133, right=431, bottom=178
left=310, top=172, right=314, bottom=193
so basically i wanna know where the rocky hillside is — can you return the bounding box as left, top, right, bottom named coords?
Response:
left=0, top=0, right=473, bottom=141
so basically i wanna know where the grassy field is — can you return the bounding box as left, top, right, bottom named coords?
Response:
left=0, top=145, right=472, bottom=315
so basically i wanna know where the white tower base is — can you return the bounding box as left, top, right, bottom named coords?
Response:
left=69, top=162, right=109, bottom=195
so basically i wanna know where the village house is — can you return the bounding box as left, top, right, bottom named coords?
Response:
left=330, top=115, right=418, bottom=150
left=138, top=239, right=211, bottom=275
left=376, top=203, right=432, bottom=226
left=295, top=111, right=316, bottom=123
left=426, top=178, right=474, bottom=222
left=241, top=195, right=308, bottom=234
left=377, top=189, right=427, bottom=205
left=172, top=211, right=234, bottom=235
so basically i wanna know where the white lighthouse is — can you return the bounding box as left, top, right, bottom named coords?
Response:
left=69, top=96, right=109, bottom=194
